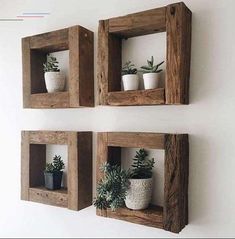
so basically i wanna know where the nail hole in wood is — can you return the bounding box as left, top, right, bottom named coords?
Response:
left=170, top=6, right=175, bottom=15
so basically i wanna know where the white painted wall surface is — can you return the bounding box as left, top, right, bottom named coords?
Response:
left=0, top=0, right=235, bottom=237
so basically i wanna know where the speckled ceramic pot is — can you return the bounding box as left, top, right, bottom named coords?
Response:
left=125, top=178, right=153, bottom=210
left=44, top=71, right=65, bottom=93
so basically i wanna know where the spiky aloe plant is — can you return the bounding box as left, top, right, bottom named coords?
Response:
left=140, top=56, right=164, bottom=74
left=122, top=61, right=137, bottom=75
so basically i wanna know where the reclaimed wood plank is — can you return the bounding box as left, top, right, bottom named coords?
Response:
left=165, top=2, right=192, bottom=104
left=163, top=134, right=189, bottom=233
left=29, top=187, right=68, bottom=208
left=107, top=88, right=165, bottom=106
left=108, top=7, right=166, bottom=38
left=107, top=132, right=165, bottom=149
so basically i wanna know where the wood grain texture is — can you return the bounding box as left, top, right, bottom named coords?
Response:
left=97, top=20, right=109, bottom=105
left=21, top=131, right=93, bottom=211
left=29, top=28, right=69, bottom=52
left=22, top=25, right=94, bottom=108
left=98, top=205, right=163, bottom=228
left=77, top=132, right=93, bottom=209
left=96, top=133, right=108, bottom=182
left=21, top=131, right=30, bottom=200
left=22, top=38, right=31, bottom=108
left=29, top=144, right=46, bottom=187
left=30, top=50, right=47, bottom=94
left=29, top=131, right=68, bottom=145
left=78, top=27, right=94, bottom=107
left=165, top=2, right=192, bottom=104
left=96, top=132, right=189, bottom=233
left=29, top=187, right=68, bottom=208
left=30, top=92, right=69, bottom=108
left=107, top=132, right=165, bottom=149
left=164, top=134, right=189, bottom=233
left=107, top=88, right=165, bottom=106
left=97, top=21, right=122, bottom=105
left=108, top=7, right=166, bottom=38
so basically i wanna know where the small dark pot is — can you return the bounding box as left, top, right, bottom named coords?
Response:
left=44, top=171, right=63, bottom=190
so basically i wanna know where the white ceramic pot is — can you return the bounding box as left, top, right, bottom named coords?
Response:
left=143, top=73, right=160, bottom=90
left=125, top=178, right=153, bottom=210
left=44, top=72, right=65, bottom=93
left=122, top=74, right=139, bottom=91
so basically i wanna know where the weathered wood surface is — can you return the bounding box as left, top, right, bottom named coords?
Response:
left=29, top=28, right=69, bottom=52
left=108, top=7, right=166, bottom=38
left=96, top=132, right=189, bottom=233
left=68, top=132, right=92, bottom=210
left=107, top=132, right=165, bottom=149
left=107, top=88, right=165, bottom=106
left=22, top=25, right=94, bottom=108
left=98, top=21, right=122, bottom=105
left=165, top=2, right=191, bottom=104
left=29, top=131, right=68, bottom=145
left=164, top=134, right=189, bottom=233
left=30, top=92, right=70, bottom=108
left=29, top=186, right=68, bottom=208
left=29, top=144, right=46, bottom=187
left=21, top=131, right=93, bottom=211
left=22, top=38, right=31, bottom=108
left=98, top=2, right=191, bottom=106
left=96, top=133, right=108, bottom=181
left=21, top=131, right=30, bottom=200
left=78, top=27, right=94, bottom=107
left=97, top=205, right=163, bottom=229
left=77, top=132, right=93, bottom=210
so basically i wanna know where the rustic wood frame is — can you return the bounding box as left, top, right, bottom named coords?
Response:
left=96, top=132, right=189, bottom=233
left=22, top=25, right=94, bottom=108
left=21, top=131, right=92, bottom=211
left=98, top=2, right=192, bottom=106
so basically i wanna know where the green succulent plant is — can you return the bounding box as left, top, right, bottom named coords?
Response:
left=94, top=163, right=130, bottom=211
left=43, top=54, right=60, bottom=73
left=140, top=56, right=164, bottom=74
left=45, top=155, right=65, bottom=173
left=122, top=61, right=137, bottom=75
left=130, top=149, right=155, bottom=179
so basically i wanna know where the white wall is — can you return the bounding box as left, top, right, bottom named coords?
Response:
left=0, top=0, right=235, bottom=237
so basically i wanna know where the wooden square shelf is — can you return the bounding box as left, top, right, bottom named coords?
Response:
left=98, top=2, right=192, bottom=106
left=96, top=132, right=189, bottom=233
left=22, top=25, right=94, bottom=108
left=21, top=131, right=92, bottom=211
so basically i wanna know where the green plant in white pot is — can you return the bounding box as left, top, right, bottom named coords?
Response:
left=43, top=54, right=65, bottom=93
left=140, top=56, right=164, bottom=90
left=44, top=155, right=65, bottom=190
left=125, top=149, right=155, bottom=210
left=122, top=61, right=139, bottom=91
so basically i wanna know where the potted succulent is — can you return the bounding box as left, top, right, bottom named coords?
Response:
left=94, top=163, right=130, bottom=211
left=140, top=56, right=164, bottom=90
left=43, top=54, right=65, bottom=93
left=44, top=155, right=65, bottom=190
left=122, top=61, right=139, bottom=91
left=125, top=149, right=155, bottom=210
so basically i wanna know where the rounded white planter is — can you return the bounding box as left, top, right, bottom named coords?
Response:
left=122, top=74, right=139, bottom=91
left=143, top=73, right=160, bottom=90
left=125, top=178, right=153, bottom=210
left=44, top=72, right=65, bottom=93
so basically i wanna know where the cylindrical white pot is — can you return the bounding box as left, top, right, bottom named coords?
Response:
left=44, top=72, right=65, bottom=93
left=122, top=74, right=139, bottom=91
left=125, top=178, right=153, bottom=210
left=143, top=73, right=160, bottom=90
